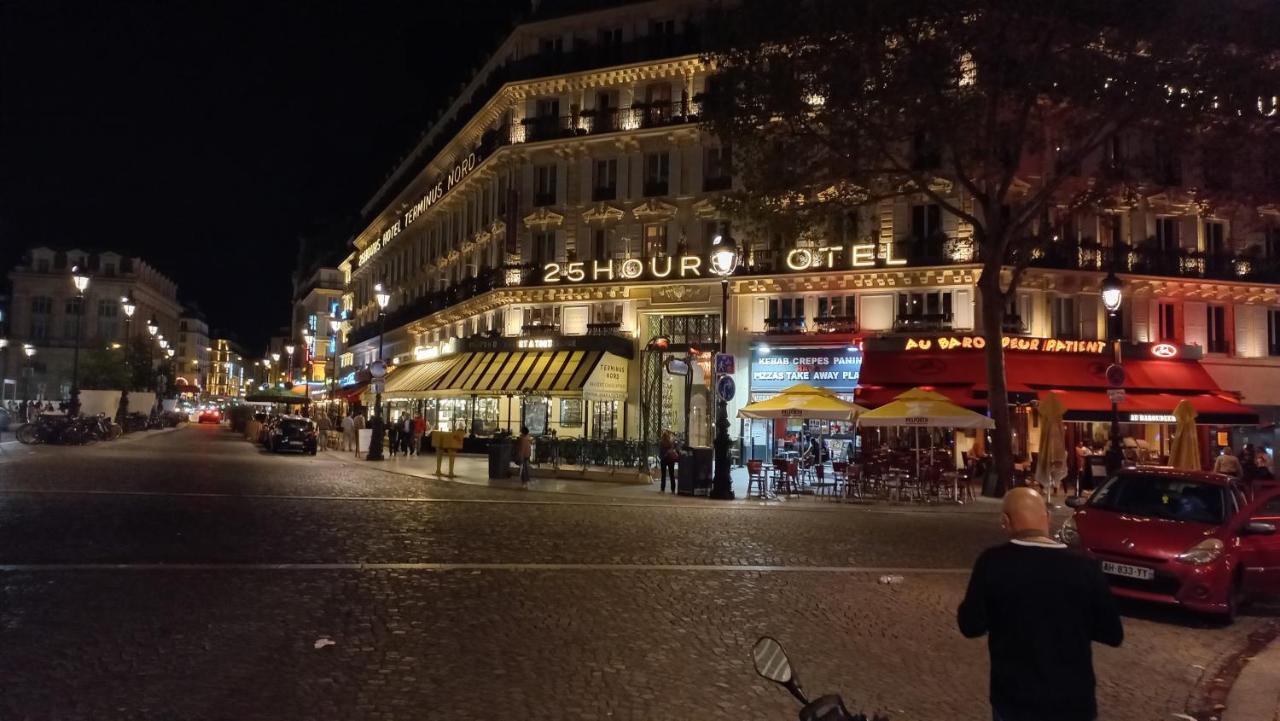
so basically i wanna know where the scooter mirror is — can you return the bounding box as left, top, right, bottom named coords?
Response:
left=752, top=636, right=794, bottom=684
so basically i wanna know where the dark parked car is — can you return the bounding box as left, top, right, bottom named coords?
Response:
left=268, top=416, right=317, bottom=455
left=1061, top=467, right=1280, bottom=621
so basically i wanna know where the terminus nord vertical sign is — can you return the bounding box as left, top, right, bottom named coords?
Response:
left=359, top=149, right=486, bottom=266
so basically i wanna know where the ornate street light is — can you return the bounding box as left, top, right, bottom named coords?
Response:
left=284, top=343, right=295, bottom=386
left=68, top=266, right=90, bottom=416
left=146, top=315, right=159, bottom=337
left=1101, top=270, right=1123, bottom=314
left=118, top=295, right=137, bottom=422
left=368, top=281, right=391, bottom=461
left=328, top=314, right=342, bottom=403
left=707, top=227, right=740, bottom=500
left=1100, top=268, right=1125, bottom=475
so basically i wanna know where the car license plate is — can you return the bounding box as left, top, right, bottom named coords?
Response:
left=1102, top=561, right=1154, bottom=581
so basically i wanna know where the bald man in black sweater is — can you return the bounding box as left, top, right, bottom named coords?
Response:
left=958, top=487, right=1124, bottom=721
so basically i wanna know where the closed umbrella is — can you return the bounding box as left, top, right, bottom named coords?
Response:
left=1034, top=392, right=1068, bottom=502
left=1169, top=398, right=1201, bottom=471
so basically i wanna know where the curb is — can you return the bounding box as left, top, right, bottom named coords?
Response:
left=1222, top=622, right=1280, bottom=721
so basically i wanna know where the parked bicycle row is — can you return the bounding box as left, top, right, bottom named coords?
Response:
left=12, top=409, right=186, bottom=445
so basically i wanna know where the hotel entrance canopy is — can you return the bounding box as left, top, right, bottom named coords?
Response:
left=382, top=350, right=628, bottom=400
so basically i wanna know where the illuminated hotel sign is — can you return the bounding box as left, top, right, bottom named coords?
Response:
left=904, top=335, right=1107, bottom=354
left=358, top=150, right=485, bottom=266
left=544, top=255, right=707, bottom=283
left=784, top=243, right=907, bottom=270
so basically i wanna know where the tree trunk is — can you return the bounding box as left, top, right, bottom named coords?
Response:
left=979, top=268, right=1014, bottom=497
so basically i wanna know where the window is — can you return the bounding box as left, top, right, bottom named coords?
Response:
left=538, top=36, right=563, bottom=55
left=65, top=298, right=80, bottom=315
left=29, top=317, right=48, bottom=341
left=496, top=175, right=509, bottom=215
left=534, top=164, right=557, bottom=206
left=63, top=318, right=78, bottom=339
left=816, top=296, right=854, bottom=319
left=1158, top=302, right=1177, bottom=341
left=1204, top=220, right=1226, bottom=256
left=522, top=306, right=561, bottom=328
left=98, top=299, right=118, bottom=318
left=1207, top=305, right=1228, bottom=353
left=593, top=90, right=618, bottom=132
left=910, top=203, right=942, bottom=239
left=36, top=259, right=50, bottom=273
left=598, top=27, right=622, bottom=46
left=1156, top=217, right=1179, bottom=251
left=594, top=302, right=624, bottom=324
left=100, top=320, right=118, bottom=340
left=592, top=228, right=609, bottom=260
left=911, top=132, right=941, bottom=170
left=103, top=262, right=115, bottom=276
left=1051, top=296, right=1077, bottom=339
left=766, top=297, right=805, bottom=331
left=560, top=399, right=583, bottom=428
left=535, top=98, right=559, bottom=119
left=649, top=18, right=675, bottom=37
left=643, top=223, right=667, bottom=257
left=643, top=83, right=673, bottom=125
left=704, top=145, right=732, bottom=191
left=533, top=232, right=556, bottom=266
left=592, top=158, right=617, bottom=200
left=643, top=152, right=669, bottom=196
left=31, top=296, right=52, bottom=314
left=896, top=291, right=953, bottom=329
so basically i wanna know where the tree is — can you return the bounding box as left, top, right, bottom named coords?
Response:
left=78, top=343, right=129, bottom=390
left=706, top=0, right=1279, bottom=491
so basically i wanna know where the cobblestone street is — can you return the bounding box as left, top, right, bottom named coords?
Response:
left=0, top=425, right=1274, bottom=720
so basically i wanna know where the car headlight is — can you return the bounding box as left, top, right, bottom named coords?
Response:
left=1058, top=516, right=1081, bottom=547
left=1175, top=538, right=1224, bottom=565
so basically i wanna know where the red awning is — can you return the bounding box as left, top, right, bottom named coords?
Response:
left=855, top=384, right=986, bottom=410
left=993, top=355, right=1221, bottom=393
left=1044, top=389, right=1258, bottom=425
left=336, top=382, right=369, bottom=401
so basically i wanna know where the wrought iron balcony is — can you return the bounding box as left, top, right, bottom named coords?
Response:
left=894, top=313, right=954, bottom=332
left=812, top=315, right=859, bottom=334
left=586, top=321, right=625, bottom=337
left=762, top=317, right=806, bottom=334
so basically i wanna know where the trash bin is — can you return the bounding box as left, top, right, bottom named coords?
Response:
left=488, top=439, right=512, bottom=479
left=677, top=446, right=715, bottom=495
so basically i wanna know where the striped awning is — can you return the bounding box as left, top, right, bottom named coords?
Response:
left=427, top=350, right=606, bottom=396
left=382, top=358, right=463, bottom=397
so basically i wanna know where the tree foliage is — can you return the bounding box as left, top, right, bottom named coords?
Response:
left=706, top=0, right=1280, bottom=490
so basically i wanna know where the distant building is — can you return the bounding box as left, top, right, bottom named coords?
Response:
left=175, top=309, right=211, bottom=395
left=291, top=266, right=344, bottom=399
left=6, top=247, right=182, bottom=402
left=206, top=336, right=247, bottom=399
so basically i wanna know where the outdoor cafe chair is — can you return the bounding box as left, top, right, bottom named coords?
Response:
left=746, top=460, right=769, bottom=499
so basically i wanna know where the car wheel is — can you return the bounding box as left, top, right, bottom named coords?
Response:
left=16, top=424, right=38, bottom=445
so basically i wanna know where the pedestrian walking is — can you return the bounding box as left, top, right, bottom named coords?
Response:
left=412, top=413, right=426, bottom=456
left=659, top=428, right=678, bottom=494
left=352, top=413, right=366, bottom=457
left=958, top=486, right=1123, bottom=721
left=341, top=414, right=356, bottom=452
left=316, top=413, right=332, bottom=450
left=397, top=415, right=411, bottom=456
left=516, top=425, right=533, bottom=488
left=1213, top=446, right=1243, bottom=477
left=387, top=416, right=401, bottom=457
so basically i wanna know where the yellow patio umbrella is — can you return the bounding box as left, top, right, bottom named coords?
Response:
left=858, top=387, right=994, bottom=482
left=1169, top=398, right=1201, bottom=471
left=1034, top=392, right=1068, bottom=498
left=737, top=383, right=866, bottom=421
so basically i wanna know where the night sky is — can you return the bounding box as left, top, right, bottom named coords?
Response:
left=1, top=0, right=526, bottom=350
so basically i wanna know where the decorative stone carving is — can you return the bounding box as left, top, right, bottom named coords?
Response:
left=632, top=198, right=679, bottom=222
left=581, top=203, right=625, bottom=226
left=523, top=207, right=565, bottom=230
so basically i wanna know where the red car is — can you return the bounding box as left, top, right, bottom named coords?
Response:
left=197, top=409, right=222, bottom=424
left=1060, top=467, right=1280, bottom=621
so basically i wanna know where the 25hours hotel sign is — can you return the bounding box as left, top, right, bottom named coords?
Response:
left=749, top=346, right=862, bottom=398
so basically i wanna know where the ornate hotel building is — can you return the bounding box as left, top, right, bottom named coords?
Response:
left=337, top=0, right=1280, bottom=461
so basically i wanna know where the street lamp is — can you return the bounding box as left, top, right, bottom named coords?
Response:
left=301, top=330, right=314, bottom=404
left=708, top=227, right=739, bottom=500
left=1101, top=268, right=1125, bottom=475
left=22, top=344, right=36, bottom=409
left=68, top=266, right=90, bottom=416
left=367, top=280, right=391, bottom=461
left=284, top=343, right=295, bottom=386
left=118, top=295, right=137, bottom=422
left=329, top=314, right=342, bottom=403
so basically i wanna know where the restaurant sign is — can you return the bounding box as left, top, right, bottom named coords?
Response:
left=902, top=335, right=1107, bottom=354
left=749, top=346, right=862, bottom=394
left=359, top=149, right=486, bottom=266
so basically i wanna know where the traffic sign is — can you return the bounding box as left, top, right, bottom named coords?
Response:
left=665, top=358, right=690, bottom=376
left=370, top=360, right=387, bottom=378
left=1105, top=363, right=1126, bottom=388
left=714, top=352, right=735, bottom=375
left=1107, top=388, right=1126, bottom=404
left=716, top=375, right=736, bottom=402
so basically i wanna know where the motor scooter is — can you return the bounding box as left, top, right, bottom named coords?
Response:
left=751, top=637, right=889, bottom=721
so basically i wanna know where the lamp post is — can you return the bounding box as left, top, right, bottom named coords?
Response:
left=1101, top=268, right=1125, bottom=474
left=367, top=281, right=391, bottom=461
left=270, top=352, right=281, bottom=385
left=301, top=329, right=314, bottom=411
left=0, top=337, right=8, bottom=406
left=22, top=344, right=36, bottom=413
left=329, top=315, right=341, bottom=403
left=708, top=226, right=739, bottom=500
left=68, top=266, right=90, bottom=416
left=118, top=295, right=137, bottom=423
left=284, top=344, right=296, bottom=388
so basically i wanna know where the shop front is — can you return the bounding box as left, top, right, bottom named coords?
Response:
left=857, top=335, right=1258, bottom=475
left=746, top=343, right=862, bottom=461
left=377, top=333, right=632, bottom=450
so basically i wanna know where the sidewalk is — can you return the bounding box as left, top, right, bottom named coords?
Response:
left=322, top=445, right=1011, bottom=512
left=1222, top=623, right=1280, bottom=721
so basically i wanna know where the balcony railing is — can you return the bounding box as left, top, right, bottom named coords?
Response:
left=586, top=321, right=624, bottom=336
left=522, top=323, right=560, bottom=336
left=812, top=315, right=859, bottom=334
left=762, top=317, right=806, bottom=334
left=894, top=313, right=954, bottom=332
left=346, top=267, right=505, bottom=346
left=1002, top=315, right=1027, bottom=335
left=516, top=101, right=700, bottom=144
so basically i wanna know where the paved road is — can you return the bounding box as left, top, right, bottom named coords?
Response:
left=0, top=425, right=1272, bottom=720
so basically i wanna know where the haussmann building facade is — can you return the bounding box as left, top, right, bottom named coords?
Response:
left=335, top=0, right=1280, bottom=471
